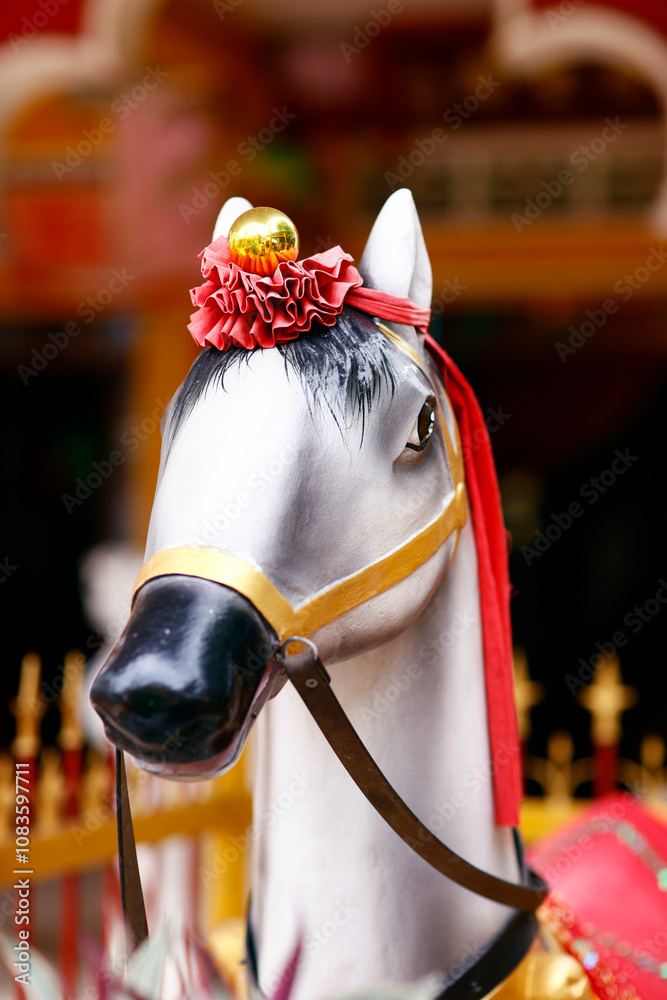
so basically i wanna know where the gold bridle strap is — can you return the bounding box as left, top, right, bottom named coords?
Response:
left=132, top=328, right=468, bottom=640
left=133, top=482, right=466, bottom=642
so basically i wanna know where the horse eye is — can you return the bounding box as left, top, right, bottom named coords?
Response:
left=406, top=395, right=437, bottom=452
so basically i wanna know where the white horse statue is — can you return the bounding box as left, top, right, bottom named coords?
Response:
left=90, top=191, right=608, bottom=1000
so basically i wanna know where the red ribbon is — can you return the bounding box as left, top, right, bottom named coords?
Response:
left=425, top=334, right=521, bottom=828
left=345, top=286, right=431, bottom=335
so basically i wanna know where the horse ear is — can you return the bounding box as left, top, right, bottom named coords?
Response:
left=359, top=189, right=432, bottom=312
left=212, top=197, right=254, bottom=241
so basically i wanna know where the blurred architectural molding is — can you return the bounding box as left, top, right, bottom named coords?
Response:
left=0, top=0, right=163, bottom=130
left=491, top=0, right=667, bottom=232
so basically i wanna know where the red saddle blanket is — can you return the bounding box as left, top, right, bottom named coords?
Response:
left=528, top=793, right=667, bottom=1000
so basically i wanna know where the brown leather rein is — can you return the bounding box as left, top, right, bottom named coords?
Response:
left=278, top=639, right=548, bottom=911
left=282, top=636, right=549, bottom=913
left=116, top=634, right=547, bottom=954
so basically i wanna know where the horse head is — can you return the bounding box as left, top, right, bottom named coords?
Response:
left=90, top=190, right=467, bottom=780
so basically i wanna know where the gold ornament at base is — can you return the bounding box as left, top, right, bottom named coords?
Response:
left=487, top=942, right=592, bottom=1000
left=530, top=953, right=591, bottom=1000
left=508, top=951, right=591, bottom=1000
left=228, top=207, right=299, bottom=276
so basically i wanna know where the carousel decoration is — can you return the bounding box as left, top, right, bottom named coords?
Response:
left=92, top=192, right=667, bottom=999
left=3, top=192, right=667, bottom=1000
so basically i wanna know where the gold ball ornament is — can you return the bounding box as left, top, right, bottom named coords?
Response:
left=522, top=952, right=592, bottom=1000
left=227, top=207, right=299, bottom=276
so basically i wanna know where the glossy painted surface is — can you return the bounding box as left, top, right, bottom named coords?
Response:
left=91, top=190, right=522, bottom=1000
left=91, top=576, right=278, bottom=778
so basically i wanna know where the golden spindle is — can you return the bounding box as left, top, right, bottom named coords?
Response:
left=58, top=649, right=86, bottom=999
left=37, top=747, right=64, bottom=834
left=545, top=732, right=574, bottom=803
left=11, top=651, right=44, bottom=761
left=578, top=655, right=637, bottom=747
left=0, top=753, right=14, bottom=841
left=578, top=655, right=637, bottom=796
left=81, top=750, right=113, bottom=817
left=58, top=649, right=85, bottom=754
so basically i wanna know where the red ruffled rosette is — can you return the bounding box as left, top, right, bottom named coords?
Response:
left=188, top=236, right=364, bottom=351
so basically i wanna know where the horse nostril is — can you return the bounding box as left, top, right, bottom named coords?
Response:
left=125, top=686, right=175, bottom=719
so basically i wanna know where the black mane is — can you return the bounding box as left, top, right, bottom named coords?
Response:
left=165, top=307, right=401, bottom=451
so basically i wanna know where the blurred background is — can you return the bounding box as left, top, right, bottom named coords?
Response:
left=1, top=0, right=667, bottom=988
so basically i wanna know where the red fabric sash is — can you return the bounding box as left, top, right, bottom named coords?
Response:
left=346, top=287, right=432, bottom=335
left=425, top=334, right=521, bottom=829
